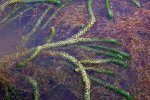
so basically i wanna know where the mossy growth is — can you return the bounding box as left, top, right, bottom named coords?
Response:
left=0, top=0, right=142, bottom=100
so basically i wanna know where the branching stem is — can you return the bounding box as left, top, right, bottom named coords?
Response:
left=71, top=0, right=96, bottom=38
left=44, top=51, right=91, bottom=100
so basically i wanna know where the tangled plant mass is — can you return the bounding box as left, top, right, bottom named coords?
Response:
left=0, top=0, right=142, bottom=100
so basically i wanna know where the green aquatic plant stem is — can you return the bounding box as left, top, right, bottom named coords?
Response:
left=71, top=0, right=96, bottom=38
left=41, top=38, right=121, bottom=49
left=16, top=46, right=42, bottom=68
left=0, top=6, right=22, bottom=25
left=42, top=0, right=73, bottom=29
left=45, top=51, right=90, bottom=100
left=0, top=0, right=60, bottom=12
left=22, top=0, right=60, bottom=4
left=5, top=87, right=11, bottom=100
left=105, top=0, right=140, bottom=19
left=0, top=4, right=37, bottom=27
left=0, top=0, right=139, bottom=99
left=85, top=67, right=115, bottom=76
left=0, top=0, right=21, bottom=12
left=106, top=0, right=113, bottom=19
left=49, top=0, right=61, bottom=4
left=27, top=77, right=40, bottom=100
left=90, top=76, right=134, bottom=100
left=78, top=45, right=125, bottom=60
left=131, top=0, right=141, bottom=8
left=80, top=59, right=128, bottom=68
left=89, top=45, right=131, bottom=59
left=0, top=1, right=9, bottom=12
left=4, top=85, right=22, bottom=100
left=26, top=6, right=52, bottom=39
left=17, top=38, right=120, bottom=67
left=8, top=86, right=22, bottom=100
left=75, top=67, right=115, bottom=76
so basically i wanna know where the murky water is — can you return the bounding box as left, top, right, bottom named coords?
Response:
left=0, top=0, right=150, bottom=100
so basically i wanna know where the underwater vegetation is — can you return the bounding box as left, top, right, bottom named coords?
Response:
left=0, top=0, right=147, bottom=100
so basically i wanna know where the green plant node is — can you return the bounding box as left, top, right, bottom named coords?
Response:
left=26, top=5, right=52, bottom=40
left=47, top=26, right=56, bottom=43
left=16, top=61, right=27, bottom=68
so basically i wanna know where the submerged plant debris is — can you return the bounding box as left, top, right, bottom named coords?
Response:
left=0, top=0, right=150, bottom=100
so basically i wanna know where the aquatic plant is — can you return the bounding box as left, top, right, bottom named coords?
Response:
left=26, top=76, right=40, bottom=100
left=0, top=0, right=142, bottom=100
left=0, top=79, right=22, bottom=100
left=0, top=0, right=60, bottom=12
left=105, top=0, right=141, bottom=18
left=5, top=86, right=22, bottom=100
